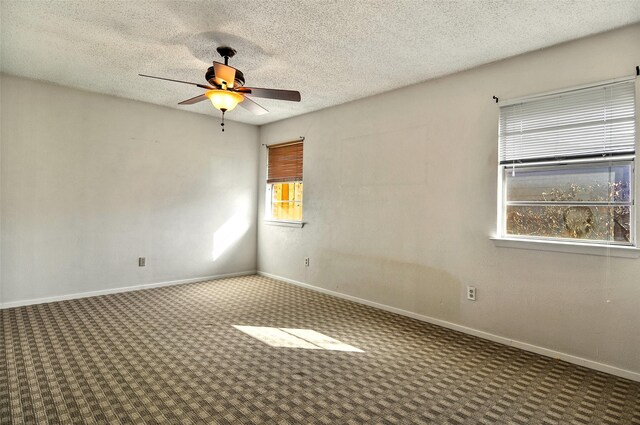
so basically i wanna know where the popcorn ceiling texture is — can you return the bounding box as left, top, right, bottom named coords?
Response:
left=1, top=0, right=639, bottom=125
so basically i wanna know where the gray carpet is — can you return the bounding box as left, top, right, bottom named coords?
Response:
left=1, top=274, right=639, bottom=424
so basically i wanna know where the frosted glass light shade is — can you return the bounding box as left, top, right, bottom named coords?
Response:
left=205, top=90, right=244, bottom=111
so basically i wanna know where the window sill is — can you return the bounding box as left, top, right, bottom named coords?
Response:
left=264, top=220, right=305, bottom=228
left=491, top=237, right=640, bottom=258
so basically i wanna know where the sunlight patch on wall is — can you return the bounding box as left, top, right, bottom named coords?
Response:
left=233, top=326, right=363, bottom=352
left=213, top=214, right=250, bottom=261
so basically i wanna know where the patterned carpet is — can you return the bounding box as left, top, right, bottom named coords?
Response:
left=1, top=274, right=639, bottom=424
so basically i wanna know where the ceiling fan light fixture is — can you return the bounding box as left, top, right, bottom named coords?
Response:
left=205, top=90, right=244, bottom=111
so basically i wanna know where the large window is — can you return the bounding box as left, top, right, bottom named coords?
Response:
left=498, top=79, right=636, bottom=245
left=266, top=140, right=303, bottom=222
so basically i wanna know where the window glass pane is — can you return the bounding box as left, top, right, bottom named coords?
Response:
left=270, top=182, right=303, bottom=221
left=506, top=205, right=631, bottom=243
left=506, top=163, right=631, bottom=203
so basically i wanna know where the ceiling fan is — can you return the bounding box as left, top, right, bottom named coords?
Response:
left=139, top=46, right=301, bottom=131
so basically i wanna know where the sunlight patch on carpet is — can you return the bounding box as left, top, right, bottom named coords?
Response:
left=233, top=326, right=363, bottom=352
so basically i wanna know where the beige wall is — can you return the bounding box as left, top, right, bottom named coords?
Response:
left=257, top=25, right=640, bottom=375
left=0, top=75, right=259, bottom=305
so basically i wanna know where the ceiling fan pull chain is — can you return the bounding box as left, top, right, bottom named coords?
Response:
left=221, top=109, right=226, bottom=132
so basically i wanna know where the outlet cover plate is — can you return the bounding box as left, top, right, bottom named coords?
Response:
left=467, top=286, right=476, bottom=301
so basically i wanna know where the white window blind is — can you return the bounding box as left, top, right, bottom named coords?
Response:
left=499, top=80, right=636, bottom=163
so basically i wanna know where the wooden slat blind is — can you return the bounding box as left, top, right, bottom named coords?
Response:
left=267, top=141, right=303, bottom=183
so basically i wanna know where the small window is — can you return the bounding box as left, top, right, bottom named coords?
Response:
left=498, top=79, right=636, bottom=246
left=266, top=141, right=303, bottom=222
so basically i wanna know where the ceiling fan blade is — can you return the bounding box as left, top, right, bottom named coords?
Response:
left=139, top=74, right=213, bottom=90
left=178, top=94, right=208, bottom=105
left=212, top=62, right=237, bottom=89
left=239, top=95, right=269, bottom=115
left=236, top=87, right=301, bottom=102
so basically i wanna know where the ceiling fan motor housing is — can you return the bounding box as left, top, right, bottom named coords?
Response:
left=206, top=66, right=245, bottom=88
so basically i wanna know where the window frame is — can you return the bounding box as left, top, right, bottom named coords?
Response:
left=264, top=139, right=304, bottom=226
left=497, top=156, right=635, bottom=246
left=264, top=181, right=304, bottom=225
left=495, top=77, right=638, bottom=252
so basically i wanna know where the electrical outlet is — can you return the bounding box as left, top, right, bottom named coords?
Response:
left=304, top=257, right=310, bottom=267
left=138, top=257, right=146, bottom=267
left=466, top=286, right=476, bottom=301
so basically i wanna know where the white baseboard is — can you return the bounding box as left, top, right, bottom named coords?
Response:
left=257, top=271, right=640, bottom=383
left=0, top=270, right=257, bottom=309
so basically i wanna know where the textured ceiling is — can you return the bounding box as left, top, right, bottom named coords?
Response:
left=2, top=1, right=639, bottom=125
